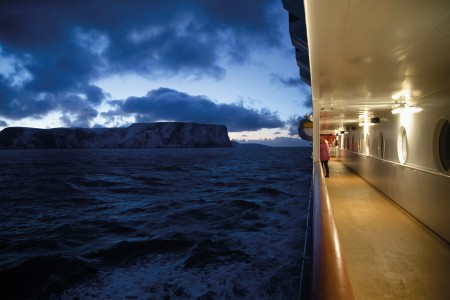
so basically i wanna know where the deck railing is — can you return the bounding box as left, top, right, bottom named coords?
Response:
left=311, top=161, right=354, bottom=300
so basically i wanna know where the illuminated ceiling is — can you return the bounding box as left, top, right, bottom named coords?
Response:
left=285, top=0, right=450, bottom=132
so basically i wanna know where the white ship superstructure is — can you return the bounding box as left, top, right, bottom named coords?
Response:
left=283, top=0, right=450, bottom=298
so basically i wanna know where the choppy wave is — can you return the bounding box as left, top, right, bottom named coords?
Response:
left=0, top=147, right=312, bottom=299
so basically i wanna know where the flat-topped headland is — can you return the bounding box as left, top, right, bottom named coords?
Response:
left=0, top=122, right=233, bottom=149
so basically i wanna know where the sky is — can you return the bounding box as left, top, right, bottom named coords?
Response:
left=0, top=0, right=312, bottom=146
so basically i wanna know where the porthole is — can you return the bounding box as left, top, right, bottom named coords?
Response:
left=378, top=132, right=385, bottom=158
left=397, top=126, right=408, bottom=164
left=438, top=120, right=450, bottom=171
left=365, top=134, right=370, bottom=155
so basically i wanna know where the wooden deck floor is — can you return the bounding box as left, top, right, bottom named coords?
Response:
left=325, top=159, right=450, bottom=299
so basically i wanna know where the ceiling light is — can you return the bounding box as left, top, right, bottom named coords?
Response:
left=391, top=102, right=422, bottom=114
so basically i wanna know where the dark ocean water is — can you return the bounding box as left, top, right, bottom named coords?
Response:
left=0, top=147, right=312, bottom=299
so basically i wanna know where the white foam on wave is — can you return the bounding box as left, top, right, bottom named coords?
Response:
left=61, top=252, right=293, bottom=299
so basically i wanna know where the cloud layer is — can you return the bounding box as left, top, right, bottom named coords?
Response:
left=107, top=88, right=284, bottom=132
left=0, top=0, right=284, bottom=129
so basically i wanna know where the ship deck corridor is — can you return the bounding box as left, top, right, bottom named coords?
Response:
left=325, top=159, right=450, bottom=299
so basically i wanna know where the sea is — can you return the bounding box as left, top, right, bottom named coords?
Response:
left=0, top=146, right=312, bottom=299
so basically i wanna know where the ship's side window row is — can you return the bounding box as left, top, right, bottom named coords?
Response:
left=344, top=119, right=449, bottom=172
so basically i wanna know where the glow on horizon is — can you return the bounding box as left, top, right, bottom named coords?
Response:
left=229, top=128, right=288, bottom=141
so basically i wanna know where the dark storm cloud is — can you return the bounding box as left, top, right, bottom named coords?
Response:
left=84, top=85, right=108, bottom=104
left=108, top=88, right=284, bottom=132
left=286, top=115, right=302, bottom=136
left=270, top=73, right=302, bottom=87
left=56, top=93, right=100, bottom=127
left=301, top=93, right=313, bottom=109
left=0, top=0, right=282, bottom=125
left=271, top=73, right=312, bottom=108
left=59, top=106, right=98, bottom=128
left=0, top=79, right=57, bottom=119
left=0, top=79, right=102, bottom=124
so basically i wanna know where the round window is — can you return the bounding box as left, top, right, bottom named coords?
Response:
left=438, top=120, right=450, bottom=171
left=397, top=126, right=408, bottom=164
left=378, top=132, right=385, bottom=158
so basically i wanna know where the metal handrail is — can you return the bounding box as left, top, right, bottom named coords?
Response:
left=311, top=161, right=354, bottom=300
left=298, top=176, right=313, bottom=299
left=339, top=148, right=450, bottom=178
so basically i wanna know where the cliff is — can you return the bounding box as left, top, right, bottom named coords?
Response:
left=0, top=122, right=232, bottom=149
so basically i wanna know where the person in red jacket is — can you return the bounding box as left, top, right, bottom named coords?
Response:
left=320, top=137, right=330, bottom=177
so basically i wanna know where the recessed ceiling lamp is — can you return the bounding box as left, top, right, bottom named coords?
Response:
left=391, top=102, right=422, bottom=114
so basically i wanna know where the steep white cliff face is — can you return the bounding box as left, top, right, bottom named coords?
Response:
left=0, top=123, right=232, bottom=149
